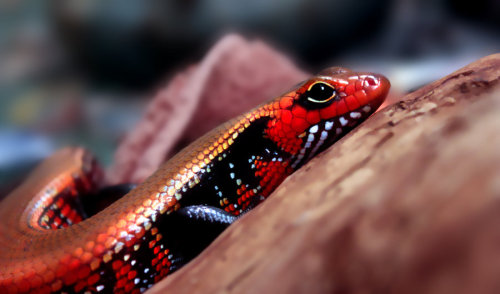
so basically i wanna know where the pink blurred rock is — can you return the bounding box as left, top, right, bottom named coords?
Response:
left=106, top=34, right=308, bottom=185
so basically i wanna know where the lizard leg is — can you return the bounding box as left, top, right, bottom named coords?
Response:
left=176, top=205, right=238, bottom=225
left=164, top=205, right=239, bottom=263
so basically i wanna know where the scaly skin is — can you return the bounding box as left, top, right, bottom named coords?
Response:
left=0, top=67, right=389, bottom=293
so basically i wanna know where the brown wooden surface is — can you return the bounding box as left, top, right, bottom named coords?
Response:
left=147, top=54, right=500, bottom=294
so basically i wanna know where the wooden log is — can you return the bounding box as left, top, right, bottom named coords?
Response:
left=147, top=54, right=500, bottom=294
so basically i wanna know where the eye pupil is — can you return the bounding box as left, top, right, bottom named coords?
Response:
left=307, top=82, right=335, bottom=103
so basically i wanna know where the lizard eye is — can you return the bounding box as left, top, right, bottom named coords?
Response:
left=305, top=82, right=336, bottom=104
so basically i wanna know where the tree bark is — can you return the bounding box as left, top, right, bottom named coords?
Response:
left=147, top=54, right=500, bottom=294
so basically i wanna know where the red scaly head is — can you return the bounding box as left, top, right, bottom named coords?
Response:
left=264, top=67, right=390, bottom=169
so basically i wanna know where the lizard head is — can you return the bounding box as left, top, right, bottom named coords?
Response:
left=265, top=67, right=390, bottom=169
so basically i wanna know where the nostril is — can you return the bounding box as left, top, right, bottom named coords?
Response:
left=365, top=76, right=378, bottom=86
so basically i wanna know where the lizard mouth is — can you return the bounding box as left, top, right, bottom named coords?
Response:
left=290, top=99, right=383, bottom=169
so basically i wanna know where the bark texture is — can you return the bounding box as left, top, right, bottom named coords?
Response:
left=147, top=54, right=500, bottom=294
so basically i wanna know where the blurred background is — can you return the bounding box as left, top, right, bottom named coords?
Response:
left=0, top=0, right=499, bottom=195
